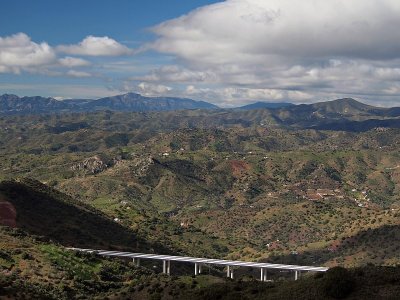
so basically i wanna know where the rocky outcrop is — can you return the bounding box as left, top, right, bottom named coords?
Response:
left=132, top=157, right=155, bottom=177
left=71, top=155, right=117, bottom=174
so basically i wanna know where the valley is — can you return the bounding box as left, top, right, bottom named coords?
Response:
left=0, top=97, right=400, bottom=299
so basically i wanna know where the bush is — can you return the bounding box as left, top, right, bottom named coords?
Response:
left=105, top=133, right=129, bottom=148
left=322, top=267, right=354, bottom=299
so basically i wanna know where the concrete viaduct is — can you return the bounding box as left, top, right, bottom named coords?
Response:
left=68, top=248, right=328, bottom=281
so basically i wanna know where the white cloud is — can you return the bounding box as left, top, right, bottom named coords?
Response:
left=133, top=65, right=218, bottom=83
left=181, top=86, right=313, bottom=107
left=57, top=36, right=133, bottom=56
left=185, top=85, right=211, bottom=95
left=0, top=83, right=118, bottom=99
left=152, top=0, right=400, bottom=63
left=0, top=33, right=56, bottom=73
left=66, top=70, right=93, bottom=78
left=143, top=0, right=400, bottom=106
left=0, top=33, right=94, bottom=76
left=58, top=56, right=91, bottom=67
left=136, top=82, right=172, bottom=96
left=0, top=33, right=127, bottom=80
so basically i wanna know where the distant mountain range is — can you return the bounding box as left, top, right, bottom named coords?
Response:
left=1, top=93, right=399, bottom=131
left=0, top=92, right=218, bottom=114
left=0, top=93, right=299, bottom=114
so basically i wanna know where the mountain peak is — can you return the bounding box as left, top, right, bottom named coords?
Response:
left=311, top=98, right=374, bottom=114
left=91, top=92, right=219, bottom=111
left=0, top=94, right=19, bottom=100
left=331, top=98, right=366, bottom=105
left=122, top=92, right=142, bottom=98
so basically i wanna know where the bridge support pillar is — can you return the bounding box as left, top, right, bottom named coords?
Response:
left=199, top=263, right=202, bottom=274
left=295, top=270, right=300, bottom=280
left=163, top=260, right=171, bottom=275
left=133, top=258, right=140, bottom=267
left=195, top=263, right=199, bottom=276
left=260, top=268, right=267, bottom=282
left=227, top=265, right=233, bottom=279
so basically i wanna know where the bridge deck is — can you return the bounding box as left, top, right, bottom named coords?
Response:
left=68, top=247, right=328, bottom=273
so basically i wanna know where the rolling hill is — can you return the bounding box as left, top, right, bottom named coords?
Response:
left=0, top=109, right=399, bottom=267
left=0, top=105, right=400, bottom=298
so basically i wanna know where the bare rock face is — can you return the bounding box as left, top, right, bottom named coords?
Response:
left=71, top=155, right=117, bottom=174
left=132, top=157, right=155, bottom=177
left=0, top=200, right=17, bottom=228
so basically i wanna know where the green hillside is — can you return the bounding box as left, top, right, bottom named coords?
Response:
left=0, top=109, right=399, bottom=298
left=0, top=112, right=399, bottom=267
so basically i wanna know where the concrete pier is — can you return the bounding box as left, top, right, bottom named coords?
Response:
left=163, top=260, right=170, bottom=275
left=295, top=270, right=300, bottom=280
left=260, top=268, right=268, bottom=282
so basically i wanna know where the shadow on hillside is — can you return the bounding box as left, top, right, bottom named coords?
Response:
left=0, top=179, right=170, bottom=254
left=308, top=119, right=400, bottom=132
left=267, top=224, right=400, bottom=267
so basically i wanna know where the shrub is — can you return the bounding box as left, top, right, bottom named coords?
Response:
left=105, top=133, right=129, bottom=148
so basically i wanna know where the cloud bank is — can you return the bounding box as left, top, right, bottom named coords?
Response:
left=152, top=0, right=400, bottom=63
left=0, top=33, right=132, bottom=81
left=139, top=0, right=400, bottom=105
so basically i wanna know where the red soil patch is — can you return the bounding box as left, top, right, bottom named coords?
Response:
left=230, top=160, right=251, bottom=177
left=0, top=201, right=17, bottom=228
left=328, top=240, right=341, bottom=252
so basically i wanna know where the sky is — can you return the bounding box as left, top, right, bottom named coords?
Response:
left=1, top=0, right=400, bottom=107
